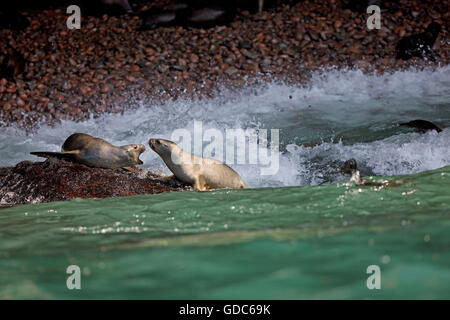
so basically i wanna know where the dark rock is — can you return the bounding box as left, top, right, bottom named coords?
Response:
left=0, top=7, right=29, bottom=31
left=0, top=158, right=190, bottom=206
left=399, top=120, right=443, bottom=133
left=186, top=6, right=236, bottom=28
left=396, top=22, right=442, bottom=60
left=140, top=7, right=180, bottom=30
left=140, top=0, right=237, bottom=30
left=342, top=0, right=382, bottom=13
left=171, top=65, right=189, bottom=71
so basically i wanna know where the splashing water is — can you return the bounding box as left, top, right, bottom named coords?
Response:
left=1, top=67, right=450, bottom=299
left=1, top=67, right=449, bottom=187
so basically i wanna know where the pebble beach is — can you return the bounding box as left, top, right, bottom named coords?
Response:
left=0, top=0, right=449, bottom=128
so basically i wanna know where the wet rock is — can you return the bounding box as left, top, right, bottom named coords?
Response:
left=171, top=65, right=188, bottom=71
left=0, top=158, right=190, bottom=206
left=225, top=67, right=238, bottom=75
left=396, top=22, right=442, bottom=60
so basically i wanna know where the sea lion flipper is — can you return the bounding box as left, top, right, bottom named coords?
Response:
left=194, top=175, right=207, bottom=191
left=30, top=151, right=78, bottom=160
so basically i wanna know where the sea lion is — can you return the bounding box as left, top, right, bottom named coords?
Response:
left=341, top=159, right=406, bottom=187
left=31, top=133, right=146, bottom=169
left=399, top=120, right=442, bottom=133
left=149, top=138, right=248, bottom=191
left=396, top=22, right=441, bottom=60
left=341, top=159, right=366, bottom=185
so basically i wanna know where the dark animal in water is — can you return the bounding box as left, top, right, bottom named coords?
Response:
left=396, top=22, right=441, bottom=60
left=399, top=120, right=442, bottom=133
left=341, top=159, right=358, bottom=175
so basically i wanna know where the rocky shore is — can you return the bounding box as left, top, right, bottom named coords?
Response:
left=0, top=158, right=190, bottom=206
left=0, top=0, right=449, bottom=128
left=0, top=0, right=448, bottom=206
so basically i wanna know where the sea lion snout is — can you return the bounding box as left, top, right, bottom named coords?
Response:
left=149, top=139, right=158, bottom=151
left=342, top=159, right=358, bottom=174
left=149, top=138, right=172, bottom=153
left=32, top=133, right=147, bottom=169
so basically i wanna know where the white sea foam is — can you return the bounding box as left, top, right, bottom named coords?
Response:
left=1, top=66, right=449, bottom=187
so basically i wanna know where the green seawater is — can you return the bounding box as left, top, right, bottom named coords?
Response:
left=1, top=166, right=449, bottom=299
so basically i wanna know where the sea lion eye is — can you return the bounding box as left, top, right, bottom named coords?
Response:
left=134, top=146, right=138, bottom=149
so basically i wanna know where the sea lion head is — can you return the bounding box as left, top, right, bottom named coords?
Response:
left=341, top=159, right=358, bottom=174
left=148, top=138, right=178, bottom=157
left=122, top=144, right=146, bottom=165
left=341, top=159, right=362, bottom=185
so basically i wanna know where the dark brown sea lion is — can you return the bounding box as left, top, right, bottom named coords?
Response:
left=341, top=159, right=407, bottom=187
left=31, top=133, right=146, bottom=169
left=399, top=120, right=442, bottom=133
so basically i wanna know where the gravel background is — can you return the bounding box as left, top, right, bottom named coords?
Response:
left=0, top=0, right=449, bottom=128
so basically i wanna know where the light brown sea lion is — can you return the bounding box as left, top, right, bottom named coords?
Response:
left=149, top=138, right=247, bottom=191
left=31, top=133, right=146, bottom=169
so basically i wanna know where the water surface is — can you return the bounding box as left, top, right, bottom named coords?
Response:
left=1, top=67, right=449, bottom=299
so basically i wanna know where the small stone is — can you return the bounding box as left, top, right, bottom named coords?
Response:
left=158, top=64, right=170, bottom=73
left=238, top=40, right=252, bottom=49
left=171, top=65, right=188, bottom=71
left=225, top=67, right=238, bottom=76
left=190, top=53, right=199, bottom=63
